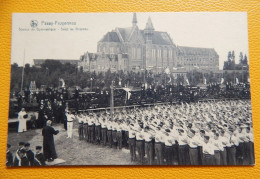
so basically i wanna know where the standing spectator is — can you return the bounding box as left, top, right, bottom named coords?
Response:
left=17, top=108, right=27, bottom=133
left=6, top=144, right=13, bottom=167
left=66, top=111, right=75, bottom=138
left=42, top=120, right=59, bottom=162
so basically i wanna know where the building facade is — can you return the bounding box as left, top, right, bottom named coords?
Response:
left=79, top=13, right=219, bottom=73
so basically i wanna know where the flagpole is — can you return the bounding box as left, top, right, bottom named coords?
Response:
left=20, top=49, right=25, bottom=93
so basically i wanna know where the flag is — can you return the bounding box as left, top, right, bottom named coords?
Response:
left=164, top=67, right=170, bottom=74
left=236, top=77, right=239, bottom=84
left=119, top=78, right=121, bottom=86
left=220, top=78, right=224, bottom=84
left=59, top=78, right=65, bottom=88
left=203, top=77, right=207, bottom=85
left=248, top=78, right=250, bottom=83
left=168, top=77, right=171, bottom=84
left=144, top=83, right=148, bottom=89
left=123, top=88, right=132, bottom=100
left=185, top=78, right=190, bottom=86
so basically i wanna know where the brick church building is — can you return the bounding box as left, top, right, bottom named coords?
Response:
left=78, top=13, right=219, bottom=73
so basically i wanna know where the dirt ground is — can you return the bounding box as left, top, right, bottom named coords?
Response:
left=7, top=122, right=137, bottom=166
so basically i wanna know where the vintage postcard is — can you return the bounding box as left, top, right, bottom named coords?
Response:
left=7, top=12, right=254, bottom=166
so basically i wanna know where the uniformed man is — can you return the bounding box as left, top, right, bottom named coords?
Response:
left=94, top=117, right=101, bottom=144
left=83, top=113, right=88, bottom=141
left=117, top=122, right=123, bottom=149
left=77, top=113, right=84, bottom=140
left=188, top=129, right=200, bottom=165
left=6, top=144, right=13, bottom=167
left=24, top=143, right=34, bottom=166
left=226, top=127, right=237, bottom=165
left=101, top=116, right=107, bottom=146
left=164, top=129, right=175, bottom=165
left=136, top=127, right=145, bottom=164
left=112, top=121, right=118, bottom=148
left=14, top=148, right=29, bottom=166
left=177, top=128, right=190, bottom=165
left=202, top=136, right=215, bottom=165
left=33, top=146, right=46, bottom=166
left=154, top=127, right=164, bottom=165
left=88, top=114, right=95, bottom=143
left=66, top=111, right=75, bottom=139
left=128, top=124, right=136, bottom=162
left=14, top=142, right=24, bottom=166
left=107, top=120, right=113, bottom=148
left=144, top=126, right=154, bottom=165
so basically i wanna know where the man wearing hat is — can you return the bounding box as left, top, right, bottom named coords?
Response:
left=14, top=142, right=24, bottom=166
left=14, top=148, right=29, bottom=166
left=34, top=146, right=46, bottom=166
left=6, top=144, right=13, bottom=167
left=24, top=143, right=34, bottom=166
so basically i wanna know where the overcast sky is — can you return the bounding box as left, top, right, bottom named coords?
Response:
left=11, top=12, right=248, bottom=69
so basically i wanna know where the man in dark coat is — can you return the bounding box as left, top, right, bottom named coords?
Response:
left=14, top=149, right=29, bottom=166
left=13, top=142, right=24, bottom=166
left=33, top=146, right=46, bottom=166
left=6, top=144, right=13, bottom=167
left=24, top=143, right=34, bottom=166
left=42, top=120, right=59, bottom=162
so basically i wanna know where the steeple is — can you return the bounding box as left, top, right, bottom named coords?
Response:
left=145, top=17, right=154, bottom=30
left=132, top=13, right=137, bottom=27
left=144, top=17, right=154, bottom=43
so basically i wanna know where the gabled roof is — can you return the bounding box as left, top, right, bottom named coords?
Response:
left=140, top=30, right=173, bottom=45
left=177, top=46, right=218, bottom=56
left=117, top=27, right=133, bottom=42
left=99, top=31, right=120, bottom=42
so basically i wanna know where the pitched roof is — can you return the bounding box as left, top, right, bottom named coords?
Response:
left=177, top=46, right=218, bottom=56
left=99, top=31, right=120, bottom=42
left=117, top=27, right=133, bottom=41
left=140, top=30, right=173, bottom=45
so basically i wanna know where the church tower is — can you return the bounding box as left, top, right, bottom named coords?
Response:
left=144, top=17, right=154, bottom=43
left=132, top=13, right=137, bottom=27
left=144, top=17, right=155, bottom=70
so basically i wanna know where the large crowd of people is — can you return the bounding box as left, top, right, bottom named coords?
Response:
left=75, top=100, right=254, bottom=165
left=8, top=81, right=254, bottom=166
